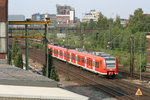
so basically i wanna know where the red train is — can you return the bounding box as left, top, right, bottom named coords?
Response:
left=48, top=44, right=118, bottom=78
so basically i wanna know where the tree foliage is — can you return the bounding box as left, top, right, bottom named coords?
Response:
left=10, top=39, right=23, bottom=69
left=96, top=14, right=109, bottom=29
left=50, top=67, right=59, bottom=82
left=42, top=49, right=59, bottom=81
left=14, top=49, right=23, bottom=69
left=128, top=8, right=150, bottom=33
left=77, top=8, right=148, bottom=72
left=12, top=39, right=19, bottom=60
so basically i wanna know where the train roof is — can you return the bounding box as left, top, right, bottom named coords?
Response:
left=48, top=44, right=116, bottom=60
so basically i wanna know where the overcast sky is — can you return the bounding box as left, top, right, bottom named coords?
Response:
left=8, top=0, right=150, bottom=19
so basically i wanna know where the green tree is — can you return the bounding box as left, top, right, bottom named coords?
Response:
left=80, top=22, right=88, bottom=28
left=96, top=14, right=108, bottom=29
left=50, top=67, right=59, bottom=82
left=88, top=19, right=96, bottom=29
left=114, top=15, right=122, bottom=28
left=12, top=39, right=19, bottom=60
left=48, top=49, right=53, bottom=78
left=128, top=8, right=146, bottom=33
left=14, top=49, right=23, bottom=69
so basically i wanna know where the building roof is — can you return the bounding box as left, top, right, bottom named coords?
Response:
left=0, top=65, right=57, bottom=87
left=0, top=85, right=89, bottom=100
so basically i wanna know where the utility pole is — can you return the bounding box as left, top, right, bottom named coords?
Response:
left=109, top=19, right=112, bottom=50
left=66, top=26, right=70, bottom=81
left=130, top=36, right=134, bottom=77
left=44, top=18, right=50, bottom=77
left=25, top=19, right=29, bottom=70
left=139, top=33, right=142, bottom=80
left=45, top=21, right=49, bottom=77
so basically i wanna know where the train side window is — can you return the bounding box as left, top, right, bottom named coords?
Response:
left=91, top=60, right=92, bottom=66
left=78, top=57, right=80, bottom=62
left=82, top=57, right=84, bottom=63
left=72, top=54, right=75, bottom=60
left=95, top=62, right=99, bottom=68
left=87, top=59, right=88, bottom=65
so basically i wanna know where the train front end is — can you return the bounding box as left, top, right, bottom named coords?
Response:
left=104, top=57, right=118, bottom=78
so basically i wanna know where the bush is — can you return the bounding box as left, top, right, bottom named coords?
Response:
left=50, top=67, right=59, bottom=82
left=14, top=49, right=23, bottom=69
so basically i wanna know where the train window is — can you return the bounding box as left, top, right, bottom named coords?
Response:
left=72, top=55, right=75, bottom=60
left=78, top=57, right=80, bottom=62
left=60, top=51, right=63, bottom=56
left=81, top=58, right=84, bottom=63
left=91, top=60, right=92, bottom=66
left=87, top=59, right=88, bottom=65
left=95, top=62, right=99, bottom=68
left=67, top=54, right=69, bottom=58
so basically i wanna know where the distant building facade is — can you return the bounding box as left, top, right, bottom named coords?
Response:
left=120, top=19, right=129, bottom=27
left=8, top=15, right=25, bottom=21
left=82, top=10, right=100, bottom=22
left=75, top=17, right=80, bottom=23
left=56, top=4, right=75, bottom=26
left=31, top=13, right=56, bottom=23
left=32, top=13, right=41, bottom=21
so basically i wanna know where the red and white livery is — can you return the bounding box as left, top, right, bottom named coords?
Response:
left=48, top=44, right=118, bottom=78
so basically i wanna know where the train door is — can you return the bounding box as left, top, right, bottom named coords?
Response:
left=67, top=52, right=70, bottom=62
left=71, top=53, right=76, bottom=64
left=87, top=58, right=93, bottom=70
left=95, top=59, right=100, bottom=72
left=64, top=51, right=67, bottom=61
left=59, top=50, right=63, bottom=59
left=54, top=49, right=58, bottom=57
left=77, top=55, right=81, bottom=66
left=81, top=56, right=85, bottom=67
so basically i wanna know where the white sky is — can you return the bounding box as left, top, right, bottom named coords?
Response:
left=8, top=0, right=150, bottom=19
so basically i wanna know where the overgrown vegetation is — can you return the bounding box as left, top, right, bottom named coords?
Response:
left=29, top=42, right=45, bottom=50
left=43, top=49, right=59, bottom=82
left=9, top=39, right=23, bottom=69
left=48, top=8, right=149, bottom=72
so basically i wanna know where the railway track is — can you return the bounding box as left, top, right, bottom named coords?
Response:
left=9, top=39, right=150, bottom=100
left=119, top=66, right=150, bottom=80
left=54, top=59, right=150, bottom=100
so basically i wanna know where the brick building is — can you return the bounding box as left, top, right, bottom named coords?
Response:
left=56, top=4, right=75, bottom=26
left=0, top=0, right=8, bottom=63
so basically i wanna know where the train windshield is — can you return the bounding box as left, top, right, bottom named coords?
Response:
left=105, top=57, right=116, bottom=69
